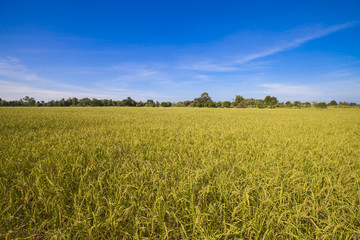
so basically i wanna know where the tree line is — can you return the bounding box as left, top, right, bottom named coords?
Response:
left=0, top=93, right=358, bottom=108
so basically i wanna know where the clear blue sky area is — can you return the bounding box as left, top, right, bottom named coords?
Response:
left=0, top=0, right=359, bottom=102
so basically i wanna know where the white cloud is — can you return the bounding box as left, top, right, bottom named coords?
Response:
left=0, top=80, right=85, bottom=100
left=257, top=79, right=360, bottom=102
left=257, top=83, right=322, bottom=101
left=323, top=69, right=354, bottom=78
left=182, top=62, right=239, bottom=72
left=0, top=79, right=172, bottom=101
left=182, top=22, right=357, bottom=72
left=236, top=22, right=356, bottom=64
left=0, top=58, right=171, bottom=101
left=0, top=57, right=45, bottom=82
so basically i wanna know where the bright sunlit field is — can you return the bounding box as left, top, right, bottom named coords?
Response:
left=1, top=107, right=359, bottom=239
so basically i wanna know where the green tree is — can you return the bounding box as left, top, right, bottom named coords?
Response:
left=328, top=100, right=338, bottom=106
left=23, top=96, right=36, bottom=106
left=136, top=101, right=145, bottom=107
left=121, top=97, right=137, bottom=106
left=304, top=102, right=311, bottom=108
left=194, top=92, right=213, bottom=105
left=233, top=95, right=244, bottom=107
left=285, top=101, right=293, bottom=108
left=235, top=95, right=244, bottom=103
left=222, top=101, right=231, bottom=108
left=79, top=98, right=91, bottom=106
left=264, top=96, right=278, bottom=108
left=183, top=101, right=191, bottom=107
left=71, top=97, right=79, bottom=106
left=315, top=102, right=327, bottom=108
left=64, top=98, right=72, bottom=106
left=264, top=96, right=272, bottom=106
left=339, top=101, right=349, bottom=107
left=205, top=102, right=216, bottom=108
left=160, top=102, right=172, bottom=107
left=92, top=98, right=102, bottom=106
left=145, top=99, right=155, bottom=107
left=293, top=101, right=301, bottom=108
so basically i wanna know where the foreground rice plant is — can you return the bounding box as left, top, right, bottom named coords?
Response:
left=0, top=107, right=359, bottom=239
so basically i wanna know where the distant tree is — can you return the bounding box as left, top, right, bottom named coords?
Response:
left=23, top=96, right=36, bottom=106
left=304, top=102, right=311, bottom=108
left=238, top=101, right=246, bottom=108
left=233, top=95, right=244, bottom=107
left=205, top=102, right=216, bottom=108
left=145, top=99, right=155, bottom=107
left=293, top=101, right=301, bottom=108
left=101, top=99, right=109, bottom=106
left=264, top=96, right=278, bottom=108
left=174, top=101, right=182, bottom=107
left=264, top=96, right=272, bottom=106
left=71, top=97, right=79, bottom=106
left=47, top=100, right=55, bottom=106
left=244, top=98, right=257, bottom=107
left=136, top=101, right=145, bottom=107
left=92, top=98, right=103, bottom=106
left=57, top=98, right=64, bottom=106
left=257, top=102, right=265, bottom=108
left=79, top=98, right=92, bottom=106
left=183, top=100, right=191, bottom=107
left=315, top=102, right=327, bottom=108
left=160, top=102, right=172, bottom=107
left=285, top=101, right=293, bottom=108
left=2, top=94, right=350, bottom=109
left=339, top=101, right=349, bottom=107
left=194, top=102, right=201, bottom=107
left=222, top=101, right=231, bottom=108
left=121, top=97, right=136, bottom=106
left=276, top=102, right=285, bottom=108
left=328, top=100, right=338, bottom=106
left=194, top=92, right=213, bottom=105
left=63, top=98, right=72, bottom=106
left=235, top=95, right=244, bottom=103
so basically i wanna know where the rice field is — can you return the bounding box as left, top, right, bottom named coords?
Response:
left=0, top=107, right=359, bottom=239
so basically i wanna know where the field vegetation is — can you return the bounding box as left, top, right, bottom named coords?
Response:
left=1, top=93, right=358, bottom=108
left=0, top=107, right=359, bottom=239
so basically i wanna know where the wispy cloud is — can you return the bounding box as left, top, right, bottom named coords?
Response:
left=257, top=78, right=360, bottom=102
left=181, top=22, right=357, bottom=72
left=181, top=62, right=239, bottom=72
left=236, top=22, right=356, bottom=64
left=0, top=57, right=45, bottom=82
left=323, top=69, right=355, bottom=78
left=257, top=83, right=322, bottom=100
left=0, top=58, right=171, bottom=101
left=0, top=80, right=87, bottom=100
left=0, top=78, right=171, bottom=101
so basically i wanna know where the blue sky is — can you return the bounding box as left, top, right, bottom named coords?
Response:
left=0, top=0, right=359, bottom=102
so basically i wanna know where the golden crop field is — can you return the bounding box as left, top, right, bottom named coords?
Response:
left=0, top=107, right=359, bottom=239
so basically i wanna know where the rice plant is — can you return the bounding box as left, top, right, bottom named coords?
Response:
left=0, top=107, right=359, bottom=239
